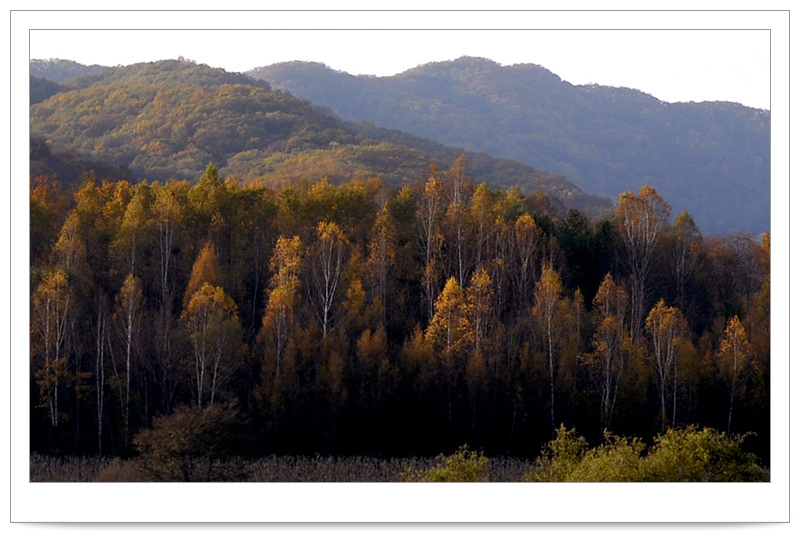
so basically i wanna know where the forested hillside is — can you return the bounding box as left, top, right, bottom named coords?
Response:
left=30, top=59, right=606, bottom=212
left=250, top=57, right=770, bottom=235
left=30, top=75, right=62, bottom=105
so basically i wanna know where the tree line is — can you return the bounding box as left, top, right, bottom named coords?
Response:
left=29, top=157, right=770, bottom=462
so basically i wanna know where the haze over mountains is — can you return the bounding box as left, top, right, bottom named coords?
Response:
left=249, top=57, right=770, bottom=235
left=30, top=58, right=105, bottom=82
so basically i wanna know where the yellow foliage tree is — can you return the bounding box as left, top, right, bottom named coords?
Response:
left=366, top=203, right=396, bottom=322
left=426, top=277, right=470, bottom=424
left=717, top=315, right=754, bottom=433
left=645, top=300, right=689, bottom=433
left=261, top=235, right=302, bottom=377
left=532, top=266, right=570, bottom=435
left=464, top=267, right=494, bottom=435
left=418, top=165, right=444, bottom=321
left=113, top=273, right=144, bottom=446
left=31, top=269, right=73, bottom=427
left=183, top=241, right=220, bottom=310
left=182, top=283, right=240, bottom=409
left=512, top=213, right=542, bottom=310
left=614, top=185, right=670, bottom=342
left=581, top=273, right=631, bottom=434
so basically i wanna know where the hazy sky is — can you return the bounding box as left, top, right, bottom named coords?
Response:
left=26, top=12, right=772, bottom=110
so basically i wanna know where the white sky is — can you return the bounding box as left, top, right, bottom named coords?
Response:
left=26, top=12, right=772, bottom=110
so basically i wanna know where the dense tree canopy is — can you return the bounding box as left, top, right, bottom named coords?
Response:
left=29, top=161, right=769, bottom=468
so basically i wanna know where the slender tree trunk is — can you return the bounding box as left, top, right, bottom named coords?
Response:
left=195, top=343, right=206, bottom=410
left=72, top=319, right=82, bottom=454
left=129, top=233, right=136, bottom=275
left=251, top=265, right=260, bottom=335
left=547, top=313, right=556, bottom=437
left=124, top=317, right=132, bottom=446
left=95, top=308, right=105, bottom=455
left=274, top=310, right=286, bottom=377
left=672, top=359, right=678, bottom=427
left=446, top=372, right=453, bottom=426
left=728, top=392, right=735, bottom=434
left=509, top=402, right=517, bottom=449
left=548, top=319, right=555, bottom=436
left=210, top=337, right=225, bottom=408
left=458, top=234, right=465, bottom=289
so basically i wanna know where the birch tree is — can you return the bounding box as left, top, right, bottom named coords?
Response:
left=151, top=180, right=187, bottom=413
left=464, top=267, right=494, bottom=436
left=53, top=212, right=88, bottom=273
left=531, top=265, right=569, bottom=436
left=31, top=269, right=73, bottom=429
left=443, top=155, right=472, bottom=287
left=668, top=211, right=702, bottom=311
left=182, top=283, right=241, bottom=409
left=582, top=273, right=631, bottom=434
left=94, top=295, right=110, bottom=455
left=615, top=186, right=670, bottom=342
left=717, top=316, right=753, bottom=433
left=512, top=213, right=542, bottom=311
left=113, top=273, right=143, bottom=447
left=470, top=183, right=495, bottom=270
left=261, top=235, right=302, bottom=377
left=465, top=267, right=494, bottom=359
left=418, top=165, right=444, bottom=322
left=308, top=221, right=348, bottom=338
left=645, top=300, right=688, bottom=433
left=112, top=182, right=154, bottom=277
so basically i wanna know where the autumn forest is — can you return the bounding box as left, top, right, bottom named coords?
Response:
left=28, top=59, right=770, bottom=482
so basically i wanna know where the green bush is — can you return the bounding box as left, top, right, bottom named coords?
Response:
left=524, top=425, right=588, bottom=482
left=526, top=425, right=768, bottom=482
left=565, top=434, right=646, bottom=482
left=642, top=426, right=769, bottom=482
left=402, top=445, right=489, bottom=482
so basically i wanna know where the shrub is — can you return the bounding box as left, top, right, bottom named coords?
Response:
left=402, top=445, right=489, bottom=482
left=642, top=426, right=769, bottom=482
left=563, top=434, right=646, bottom=482
left=523, top=425, right=588, bottom=482
left=525, top=425, right=768, bottom=482
left=132, top=401, right=247, bottom=482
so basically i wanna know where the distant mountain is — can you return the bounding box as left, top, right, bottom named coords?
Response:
left=29, top=59, right=607, bottom=213
left=30, top=75, right=62, bottom=105
left=56, top=58, right=272, bottom=93
left=30, top=58, right=106, bottom=82
left=250, top=57, right=770, bottom=234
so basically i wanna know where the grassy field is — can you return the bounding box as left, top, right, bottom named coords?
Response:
left=30, top=453, right=536, bottom=482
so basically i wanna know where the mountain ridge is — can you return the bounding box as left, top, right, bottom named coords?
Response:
left=249, top=57, right=770, bottom=234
